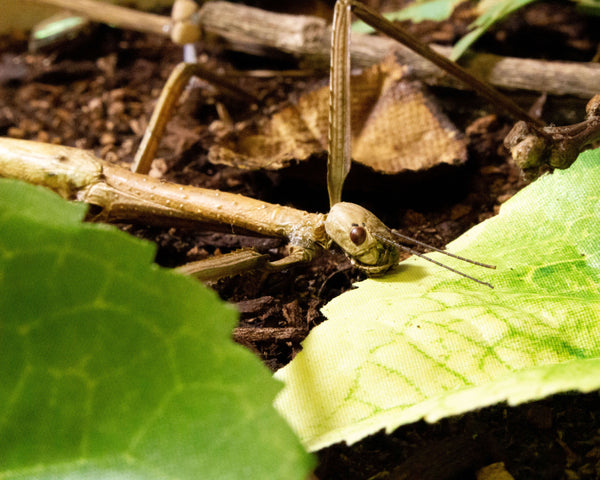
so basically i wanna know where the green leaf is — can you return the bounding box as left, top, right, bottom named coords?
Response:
left=354, top=0, right=598, bottom=60
left=352, top=0, right=463, bottom=34
left=574, top=0, right=600, bottom=16
left=274, top=148, right=600, bottom=452
left=0, top=179, right=314, bottom=479
left=450, top=0, right=600, bottom=59
left=450, top=0, right=537, bottom=60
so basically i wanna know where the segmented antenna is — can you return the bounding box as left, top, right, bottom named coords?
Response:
left=390, top=230, right=496, bottom=269
left=372, top=231, right=495, bottom=288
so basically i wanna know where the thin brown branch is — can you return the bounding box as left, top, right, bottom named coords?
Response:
left=233, top=326, right=307, bottom=343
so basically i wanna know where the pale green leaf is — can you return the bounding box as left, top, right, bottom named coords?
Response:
left=274, top=148, right=600, bottom=452
left=0, top=179, right=313, bottom=479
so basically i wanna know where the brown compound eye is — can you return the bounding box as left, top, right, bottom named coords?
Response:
left=349, top=225, right=367, bottom=245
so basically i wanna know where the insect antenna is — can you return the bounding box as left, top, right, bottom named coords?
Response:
left=372, top=231, right=495, bottom=288
left=389, top=229, right=496, bottom=269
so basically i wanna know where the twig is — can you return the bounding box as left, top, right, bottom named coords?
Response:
left=28, top=0, right=600, bottom=99
left=233, top=326, right=307, bottom=343
left=27, top=0, right=170, bottom=36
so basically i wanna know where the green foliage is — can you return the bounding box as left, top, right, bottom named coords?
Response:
left=451, top=0, right=600, bottom=59
left=275, top=148, right=600, bottom=452
left=351, top=0, right=538, bottom=58
left=576, top=0, right=600, bottom=15
left=0, top=179, right=313, bottom=479
left=354, top=0, right=600, bottom=60
left=352, top=0, right=464, bottom=33
left=450, top=0, right=537, bottom=60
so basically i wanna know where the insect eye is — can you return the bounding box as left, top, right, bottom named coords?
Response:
left=349, top=226, right=367, bottom=245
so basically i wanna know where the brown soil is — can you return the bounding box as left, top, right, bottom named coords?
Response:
left=2, top=1, right=600, bottom=478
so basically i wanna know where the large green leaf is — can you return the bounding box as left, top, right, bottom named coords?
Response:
left=0, top=179, right=313, bottom=479
left=274, top=148, right=600, bottom=452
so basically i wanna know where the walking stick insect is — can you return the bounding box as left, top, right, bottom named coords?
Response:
left=7, top=0, right=562, bottom=287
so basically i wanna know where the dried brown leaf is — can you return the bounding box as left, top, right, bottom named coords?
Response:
left=209, top=57, right=466, bottom=175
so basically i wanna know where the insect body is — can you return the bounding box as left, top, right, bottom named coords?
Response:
left=0, top=137, right=494, bottom=284
left=0, top=138, right=390, bottom=272
left=1, top=0, right=502, bottom=285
